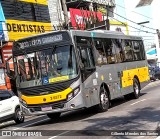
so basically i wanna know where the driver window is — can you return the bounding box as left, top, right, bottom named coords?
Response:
left=76, top=36, right=95, bottom=69
left=80, top=47, right=95, bottom=68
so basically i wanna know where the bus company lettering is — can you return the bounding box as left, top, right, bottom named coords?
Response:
left=19, top=34, right=63, bottom=48
left=7, top=23, right=45, bottom=33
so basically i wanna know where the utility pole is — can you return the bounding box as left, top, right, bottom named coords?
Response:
left=106, top=5, right=110, bottom=30
left=61, top=0, right=69, bottom=28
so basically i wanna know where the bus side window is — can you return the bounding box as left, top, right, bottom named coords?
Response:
left=139, top=40, right=146, bottom=60
left=103, top=38, right=116, bottom=64
left=132, top=41, right=141, bottom=61
left=94, top=38, right=107, bottom=65
left=123, top=40, right=134, bottom=62
left=111, top=39, right=125, bottom=63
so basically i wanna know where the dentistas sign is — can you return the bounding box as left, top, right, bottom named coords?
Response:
left=6, top=20, right=53, bottom=41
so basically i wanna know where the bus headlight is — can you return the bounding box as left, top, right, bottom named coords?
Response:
left=67, top=87, right=80, bottom=101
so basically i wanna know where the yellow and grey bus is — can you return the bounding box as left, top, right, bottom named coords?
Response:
left=6, top=30, right=150, bottom=119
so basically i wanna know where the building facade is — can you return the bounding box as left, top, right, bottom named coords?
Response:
left=48, top=0, right=63, bottom=28
left=151, top=0, right=160, bottom=62
left=131, top=0, right=160, bottom=62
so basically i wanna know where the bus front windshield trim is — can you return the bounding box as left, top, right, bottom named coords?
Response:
left=16, top=45, right=78, bottom=86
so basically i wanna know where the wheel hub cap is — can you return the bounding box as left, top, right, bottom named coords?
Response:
left=101, top=92, right=108, bottom=108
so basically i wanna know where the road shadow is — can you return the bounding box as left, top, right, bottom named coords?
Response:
left=24, top=94, right=148, bottom=128
left=72, top=107, right=160, bottom=137
left=0, top=122, right=16, bottom=129
left=1, top=83, right=155, bottom=129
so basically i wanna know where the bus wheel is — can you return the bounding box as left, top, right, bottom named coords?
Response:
left=95, top=87, right=110, bottom=112
left=47, top=113, right=61, bottom=120
left=132, top=78, right=140, bottom=99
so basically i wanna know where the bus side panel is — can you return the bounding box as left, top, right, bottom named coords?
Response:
left=121, top=60, right=150, bottom=95
left=96, top=64, right=122, bottom=100
left=81, top=71, right=100, bottom=108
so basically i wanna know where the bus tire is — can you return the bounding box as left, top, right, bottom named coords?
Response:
left=95, top=87, right=110, bottom=112
left=47, top=113, right=61, bottom=120
left=132, top=78, right=140, bottom=99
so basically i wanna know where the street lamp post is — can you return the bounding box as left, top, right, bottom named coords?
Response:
left=137, top=21, right=150, bottom=35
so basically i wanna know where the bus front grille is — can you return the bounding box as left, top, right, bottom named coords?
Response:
left=19, top=79, right=76, bottom=96
left=28, top=101, right=66, bottom=112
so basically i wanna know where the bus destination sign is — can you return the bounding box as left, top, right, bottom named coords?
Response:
left=18, top=34, right=63, bottom=49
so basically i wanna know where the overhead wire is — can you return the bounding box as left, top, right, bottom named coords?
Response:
left=112, top=12, right=156, bottom=31
left=116, top=3, right=152, bottom=20
left=110, top=16, right=156, bottom=35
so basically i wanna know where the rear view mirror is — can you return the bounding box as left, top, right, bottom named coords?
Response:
left=6, top=62, right=11, bottom=75
left=5, top=56, right=15, bottom=79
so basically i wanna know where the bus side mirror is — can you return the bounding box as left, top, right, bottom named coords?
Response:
left=6, top=62, right=11, bottom=76
left=6, top=56, right=15, bottom=79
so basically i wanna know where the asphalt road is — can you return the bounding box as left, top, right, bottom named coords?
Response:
left=1, top=81, right=160, bottom=139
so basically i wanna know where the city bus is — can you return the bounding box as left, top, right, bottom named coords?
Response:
left=6, top=30, right=150, bottom=119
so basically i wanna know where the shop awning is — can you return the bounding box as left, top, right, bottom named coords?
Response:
left=146, top=48, right=157, bottom=60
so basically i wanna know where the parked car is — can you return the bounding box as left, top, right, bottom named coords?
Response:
left=148, top=64, right=160, bottom=81
left=0, top=90, right=24, bottom=124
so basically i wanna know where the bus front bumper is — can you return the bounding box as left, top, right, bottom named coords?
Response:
left=20, top=93, right=85, bottom=116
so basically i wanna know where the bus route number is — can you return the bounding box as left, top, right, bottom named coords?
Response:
left=50, top=95, right=62, bottom=101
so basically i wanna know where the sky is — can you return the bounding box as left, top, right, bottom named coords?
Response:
left=114, top=0, right=155, bottom=48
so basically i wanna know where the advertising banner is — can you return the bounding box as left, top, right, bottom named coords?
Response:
left=69, top=8, right=102, bottom=30
left=6, top=20, right=52, bottom=40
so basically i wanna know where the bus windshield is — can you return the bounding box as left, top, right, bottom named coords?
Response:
left=16, top=45, right=77, bottom=86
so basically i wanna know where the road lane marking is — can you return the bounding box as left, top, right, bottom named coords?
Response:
left=156, top=136, right=160, bottom=139
left=130, top=99, right=146, bottom=106
left=48, top=131, right=70, bottom=139
left=13, top=117, right=49, bottom=130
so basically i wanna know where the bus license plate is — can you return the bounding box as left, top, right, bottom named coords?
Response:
left=41, top=106, right=52, bottom=111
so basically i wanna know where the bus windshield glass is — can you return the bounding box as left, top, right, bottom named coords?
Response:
left=16, top=45, right=77, bottom=86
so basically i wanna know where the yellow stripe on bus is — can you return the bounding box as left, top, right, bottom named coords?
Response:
left=121, top=66, right=150, bottom=88
left=21, top=88, right=73, bottom=105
